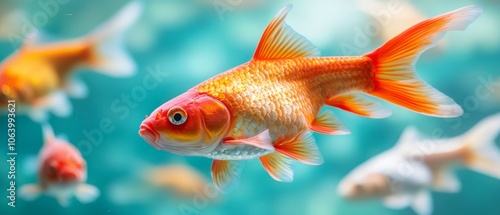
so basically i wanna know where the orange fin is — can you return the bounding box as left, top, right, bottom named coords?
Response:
left=275, top=131, right=323, bottom=165
left=224, top=129, right=274, bottom=150
left=252, top=4, right=319, bottom=60
left=260, top=152, right=294, bottom=182
left=364, top=6, right=482, bottom=117
left=326, top=94, right=392, bottom=119
left=310, top=110, right=350, bottom=135
left=211, top=160, right=243, bottom=193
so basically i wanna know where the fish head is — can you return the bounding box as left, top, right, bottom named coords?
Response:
left=338, top=172, right=390, bottom=199
left=40, top=140, right=87, bottom=184
left=139, top=90, right=231, bottom=156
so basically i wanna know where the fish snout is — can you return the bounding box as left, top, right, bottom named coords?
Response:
left=139, top=122, right=161, bottom=149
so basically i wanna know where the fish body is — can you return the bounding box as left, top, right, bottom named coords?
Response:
left=338, top=113, right=500, bottom=215
left=0, top=2, right=142, bottom=122
left=20, top=125, right=99, bottom=206
left=140, top=5, right=481, bottom=192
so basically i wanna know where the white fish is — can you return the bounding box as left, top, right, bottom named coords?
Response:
left=338, top=113, right=500, bottom=215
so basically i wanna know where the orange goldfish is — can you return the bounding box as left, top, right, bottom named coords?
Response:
left=338, top=113, right=500, bottom=215
left=139, top=5, right=481, bottom=192
left=0, top=2, right=142, bottom=122
left=20, top=125, right=99, bottom=206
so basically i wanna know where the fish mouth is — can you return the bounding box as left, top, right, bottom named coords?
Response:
left=139, top=123, right=161, bottom=149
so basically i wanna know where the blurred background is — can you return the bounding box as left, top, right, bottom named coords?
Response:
left=0, top=0, right=499, bottom=214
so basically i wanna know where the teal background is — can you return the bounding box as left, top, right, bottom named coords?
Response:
left=1, top=0, right=499, bottom=214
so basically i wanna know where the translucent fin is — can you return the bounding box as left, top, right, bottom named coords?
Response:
left=411, top=190, right=432, bottom=215
left=275, top=130, right=324, bottom=165
left=462, top=113, right=500, bottom=179
left=29, top=91, right=72, bottom=122
left=56, top=196, right=70, bottom=207
left=394, top=126, right=423, bottom=152
left=41, top=123, right=55, bottom=143
left=19, top=184, right=42, bottom=201
left=310, top=110, right=350, bottom=135
left=431, top=168, right=461, bottom=193
left=259, top=152, right=294, bottom=182
left=364, top=6, right=482, bottom=117
left=87, top=1, right=142, bottom=77
left=211, top=160, right=244, bottom=193
left=383, top=193, right=412, bottom=209
left=48, top=91, right=72, bottom=117
left=252, top=4, right=319, bottom=60
left=66, top=78, right=88, bottom=98
left=75, top=184, right=100, bottom=204
left=224, top=129, right=274, bottom=150
left=326, top=94, right=392, bottom=118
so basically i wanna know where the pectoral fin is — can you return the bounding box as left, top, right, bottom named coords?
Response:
left=19, top=184, right=42, bottom=201
left=75, top=184, right=100, bottom=204
left=223, top=129, right=274, bottom=150
left=211, top=160, right=244, bottom=193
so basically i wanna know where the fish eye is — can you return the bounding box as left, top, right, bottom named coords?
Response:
left=167, top=107, right=187, bottom=125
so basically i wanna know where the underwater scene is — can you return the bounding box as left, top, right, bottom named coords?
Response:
left=1, top=0, right=499, bottom=214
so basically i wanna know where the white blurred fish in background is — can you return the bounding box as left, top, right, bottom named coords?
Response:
left=338, top=113, right=500, bottom=215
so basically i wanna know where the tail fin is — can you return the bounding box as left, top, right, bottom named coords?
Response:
left=364, top=6, right=482, bottom=117
left=462, top=113, right=500, bottom=179
left=86, top=1, right=142, bottom=77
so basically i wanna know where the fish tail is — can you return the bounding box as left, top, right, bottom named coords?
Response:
left=364, top=6, right=482, bottom=117
left=85, top=1, right=142, bottom=77
left=461, top=113, right=500, bottom=179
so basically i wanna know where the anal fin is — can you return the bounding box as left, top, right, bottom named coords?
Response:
left=260, top=152, right=294, bottom=182
left=326, top=94, right=392, bottom=119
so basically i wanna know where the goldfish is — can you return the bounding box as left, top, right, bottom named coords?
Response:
left=338, top=113, right=500, bottom=215
left=0, top=1, right=142, bottom=122
left=108, top=163, right=213, bottom=205
left=20, top=125, right=99, bottom=206
left=139, top=4, right=481, bottom=192
left=145, top=164, right=211, bottom=198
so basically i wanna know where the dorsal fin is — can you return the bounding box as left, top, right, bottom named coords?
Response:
left=395, top=126, right=423, bottom=152
left=252, top=4, right=319, bottom=60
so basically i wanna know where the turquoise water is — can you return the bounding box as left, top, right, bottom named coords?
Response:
left=1, top=0, right=500, bottom=214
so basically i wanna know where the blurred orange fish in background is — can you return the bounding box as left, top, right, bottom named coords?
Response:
left=338, top=113, right=500, bottom=215
left=139, top=4, right=482, bottom=193
left=19, top=125, right=99, bottom=207
left=145, top=164, right=211, bottom=199
left=0, top=1, right=142, bottom=122
left=108, top=163, right=215, bottom=205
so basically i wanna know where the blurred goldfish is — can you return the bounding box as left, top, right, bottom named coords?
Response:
left=108, top=163, right=214, bottom=205
left=145, top=164, right=211, bottom=198
left=0, top=1, right=142, bottom=122
left=20, top=125, right=99, bottom=206
left=139, top=5, right=481, bottom=192
left=338, top=113, right=500, bottom=215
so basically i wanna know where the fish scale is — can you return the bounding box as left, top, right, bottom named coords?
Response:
left=196, top=57, right=373, bottom=143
